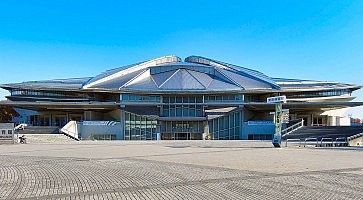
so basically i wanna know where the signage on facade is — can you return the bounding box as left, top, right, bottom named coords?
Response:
left=282, top=109, right=290, bottom=123
left=82, top=121, right=118, bottom=126
left=267, top=96, right=287, bottom=103
left=247, top=121, right=274, bottom=125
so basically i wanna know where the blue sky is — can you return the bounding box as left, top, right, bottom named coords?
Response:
left=0, top=0, right=362, bottom=117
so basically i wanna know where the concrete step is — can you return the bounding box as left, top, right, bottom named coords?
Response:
left=17, top=134, right=79, bottom=144
left=17, top=126, right=60, bottom=134
left=285, top=126, right=363, bottom=140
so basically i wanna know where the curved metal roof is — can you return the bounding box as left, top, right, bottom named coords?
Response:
left=82, top=55, right=280, bottom=92
left=1, top=56, right=361, bottom=94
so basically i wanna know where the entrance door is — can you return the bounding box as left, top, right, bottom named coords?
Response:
left=175, top=132, right=189, bottom=140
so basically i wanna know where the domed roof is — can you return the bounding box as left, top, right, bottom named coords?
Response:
left=82, top=55, right=280, bottom=93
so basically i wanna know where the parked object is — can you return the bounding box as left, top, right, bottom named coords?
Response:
left=19, top=135, right=27, bottom=144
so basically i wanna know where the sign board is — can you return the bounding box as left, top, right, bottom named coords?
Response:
left=247, top=121, right=274, bottom=125
left=267, top=96, right=287, bottom=103
left=0, top=123, right=15, bottom=143
left=282, top=110, right=289, bottom=123
left=82, top=121, right=118, bottom=126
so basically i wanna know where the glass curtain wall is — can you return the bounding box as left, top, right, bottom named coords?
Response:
left=162, top=96, right=203, bottom=117
left=209, top=111, right=241, bottom=140
left=124, top=111, right=157, bottom=140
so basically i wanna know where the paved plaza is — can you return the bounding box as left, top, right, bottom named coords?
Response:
left=0, top=141, right=362, bottom=199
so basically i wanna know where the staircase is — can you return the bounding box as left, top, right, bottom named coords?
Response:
left=17, top=126, right=60, bottom=134
left=16, top=126, right=79, bottom=141
left=19, top=134, right=79, bottom=144
left=282, top=119, right=304, bottom=137
left=283, top=126, right=363, bottom=140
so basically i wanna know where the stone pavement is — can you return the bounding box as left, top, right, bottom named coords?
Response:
left=0, top=141, right=362, bottom=199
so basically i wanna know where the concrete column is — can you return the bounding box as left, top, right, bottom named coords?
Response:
left=119, top=107, right=125, bottom=140
left=240, top=106, right=247, bottom=140
left=203, top=121, right=209, bottom=140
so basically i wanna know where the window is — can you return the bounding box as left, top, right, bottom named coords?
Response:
left=124, top=111, right=157, bottom=140
left=1, top=130, right=5, bottom=135
left=121, top=94, right=160, bottom=102
left=161, top=96, right=204, bottom=117
left=8, top=130, right=12, bottom=135
left=205, top=94, right=244, bottom=102
left=209, top=111, right=241, bottom=140
left=285, top=89, right=350, bottom=99
left=11, top=89, right=87, bottom=99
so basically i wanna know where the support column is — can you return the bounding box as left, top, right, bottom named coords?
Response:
left=239, top=105, right=247, bottom=140
left=119, top=106, right=125, bottom=140
left=203, top=121, right=210, bottom=140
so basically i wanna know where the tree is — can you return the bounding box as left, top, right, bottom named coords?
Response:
left=0, top=105, right=19, bottom=123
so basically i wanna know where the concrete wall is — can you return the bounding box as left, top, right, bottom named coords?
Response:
left=241, top=122, right=275, bottom=139
left=78, top=121, right=123, bottom=140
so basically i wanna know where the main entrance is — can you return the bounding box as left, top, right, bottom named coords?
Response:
left=160, top=121, right=204, bottom=140
left=161, top=132, right=203, bottom=140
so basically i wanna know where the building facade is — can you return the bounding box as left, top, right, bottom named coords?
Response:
left=1, top=55, right=362, bottom=140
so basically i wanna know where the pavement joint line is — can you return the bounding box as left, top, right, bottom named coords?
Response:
left=11, top=171, right=275, bottom=200
left=10, top=165, right=363, bottom=200
left=1, top=154, right=361, bottom=178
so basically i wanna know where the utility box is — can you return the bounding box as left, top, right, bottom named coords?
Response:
left=0, top=123, right=15, bottom=144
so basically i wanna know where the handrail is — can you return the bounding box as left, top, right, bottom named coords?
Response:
left=282, top=119, right=304, bottom=137
left=304, top=137, right=318, bottom=147
left=285, top=139, right=302, bottom=147
left=334, top=137, right=348, bottom=147
left=319, top=138, right=333, bottom=147
left=347, top=132, right=363, bottom=141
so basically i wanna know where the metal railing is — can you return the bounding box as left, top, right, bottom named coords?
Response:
left=347, top=132, right=363, bottom=141
left=285, top=137, right=349, bottom=148
left=282, top=119, right=304, bottom=137
left=285, top=139, right=302, bottom=147
left=334, top=137, right=348, bottom=147
left=318, top=138, right=333, bottom=147
left=304, top=138, right=318, bottom=147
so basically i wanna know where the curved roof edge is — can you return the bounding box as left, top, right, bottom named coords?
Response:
left=83, top=55, right=181, bottom=89
left=185, top=56, right=281, bottom=89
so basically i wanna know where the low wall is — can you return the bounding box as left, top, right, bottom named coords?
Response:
left=78, top=121, right=123, bottom=140
left=241, top=121, right=275, bottom=140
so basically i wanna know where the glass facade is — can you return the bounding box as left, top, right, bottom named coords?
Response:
left=162, top=105, right=203, bottom=117
left=121, top=94, right=161, bottom=102
left=204, top=94, right=243, bottom=102
left=284, top=89, right=351, bottom=98
left=162, top=96, right=203, bottom=103
left=11, top=89, right=88, bottom=99
left=124, top=111, right=157, bottom=140
left=162, top=96, right=204, bottom=117
left=30, top=114, right=68, bottom=127
left=91, top=134, right=117, bottom=140
left=209, top=111, right=241, bottom=140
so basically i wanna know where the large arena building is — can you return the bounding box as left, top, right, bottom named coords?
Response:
left=1, top=55, right=362, bottom=140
